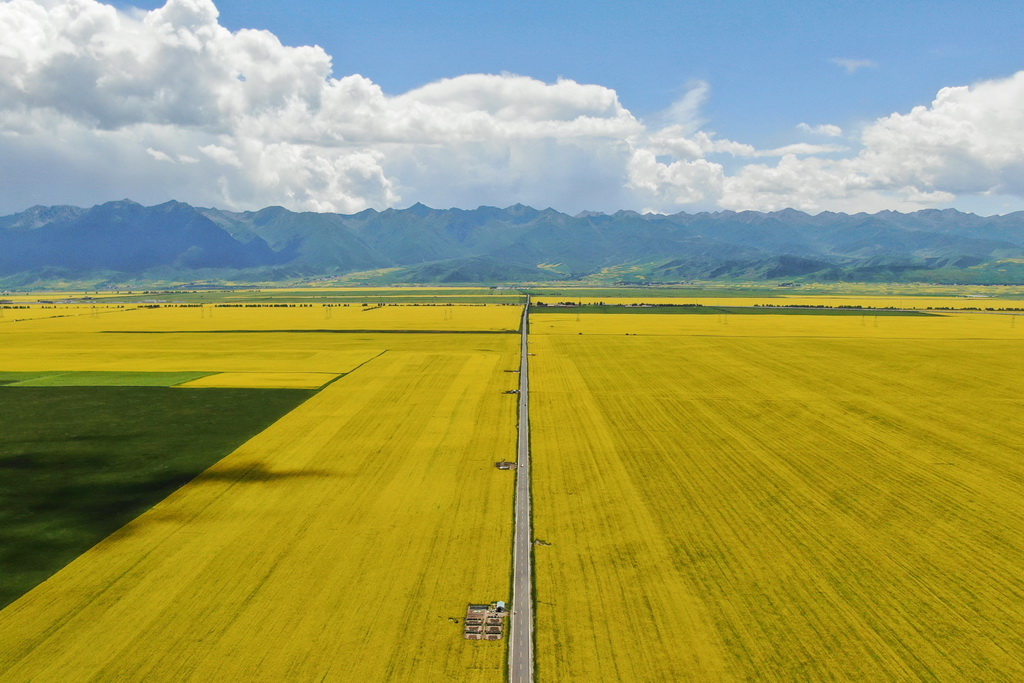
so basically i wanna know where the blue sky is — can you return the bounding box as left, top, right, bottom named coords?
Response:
left=115, top=0, right=1024, bottom=144
left=4, top=0, right=1024, bottom=215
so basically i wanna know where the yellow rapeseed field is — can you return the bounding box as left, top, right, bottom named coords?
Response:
left=533, top=309, right=1024, bottom=339
left=176, top=372, right=339, bottom=389
left=0, top=324, right=383, bottom=374
left=0, top=305, right=140, bottom=323
left=0, top=325, right=519, bottom=680
left=532, top=294, right=1024, bottom=309
left=8, top=292, right=1024, bottom=680
left=60, top=303, right=520, bottom=332
left=0, top=303, right=518, bottom=374
left=3, top=302, right=520, bottom=334
left=531, top=311, right=1024, bottom=681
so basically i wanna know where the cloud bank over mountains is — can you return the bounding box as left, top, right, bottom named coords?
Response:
left=2, top=0, right=1024, bottom=216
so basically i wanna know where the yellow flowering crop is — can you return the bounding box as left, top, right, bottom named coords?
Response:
left=176, top=372, right=339, bottom=389
left=531, top=313, right=1024, bottom=680
left=532, top=309, right=1023, bottom=339
left=0, top=331, right=519, bottom=681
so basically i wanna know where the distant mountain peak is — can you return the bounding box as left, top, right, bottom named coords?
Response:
left=770, top=208, right=809, bottom=218
left=501, top=203, right=539, bottom=217
left=2, top=199, right=1023, bottom=286
left=403, top=202, right=434, bottom=217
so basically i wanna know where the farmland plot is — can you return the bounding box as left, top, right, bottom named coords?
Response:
left=0, top=386, right=314, bottom=609
left=0, top=302, right=522, bottom=333
left=530, top=294, right=1024, bottom=310
left=0, top=329, right=518, bottom=681
left=531, top=314, right=1024, bottom=681
left=176, top=372, right=339, bottom=389
left=530, top=308, right=1023, bottom=339
left=0, top=304, right=520, bottom=375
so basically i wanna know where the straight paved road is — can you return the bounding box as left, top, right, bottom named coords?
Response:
left=509, top=297, right=534, bottom=683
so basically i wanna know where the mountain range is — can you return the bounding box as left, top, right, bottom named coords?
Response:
left=2, top=200, right=1024, bottom=286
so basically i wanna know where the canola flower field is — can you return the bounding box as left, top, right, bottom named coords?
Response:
left=532, top=308, right=1023, bottom=339
left=2, top=290, right=1024, bottom=681
left=531, top=311, right=1024, bottom=681
left=176, top=371, right=340, bottom=389
left=530, top=294, right=1024, bottom=310
left=0, top=303, right=519, bottom=681
left=0, top=302, right=522, bottom=375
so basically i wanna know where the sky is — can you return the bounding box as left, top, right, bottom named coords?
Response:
left=1, top=0, right=1023, bottom=216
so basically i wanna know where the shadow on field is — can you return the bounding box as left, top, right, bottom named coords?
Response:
left=101, top=464, right=340, bottom=540
left=0, top=385, right=316, bottom=610
left=192, top=462, right=337, bottom=484
left=8, top=432, right=143, bottom=445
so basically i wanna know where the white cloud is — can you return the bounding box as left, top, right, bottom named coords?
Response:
left=0, top=0, right=646, bottom=213
left=627, top=149, right=724, bottom=205
left=146, top=147, right=174, bottom=163
left=658, top=80, right=710, bottom=134
left=0, top=0, right=1022, bottom=216
left=757, top=143, right=848, bottom=157
left=147, top=147, right=198, bottom=164
left=831, top=58, right=878, bottom=74
left=199, top=144, right=242, bottom=168
left=857, top=75, right=1024, bottom=195
left=797, top=122, right=843, bottom=137
left=647, top=129, right=756, bottom=160
left=628, top=71, right=1024, bottom=213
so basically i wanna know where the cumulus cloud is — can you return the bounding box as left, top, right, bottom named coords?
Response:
left=0, top=0, right=1022, bottom=216
left=629, top=71, right=1024, bottom=213
left=0, top=0, right=639, bottom=212
left=858, top=75, right=1024, bottom=196
left=646, top=129, right=756, bottom=161
left=831, top=58, right=878, bottom=74
left=627, top=149, right=724, bottom=205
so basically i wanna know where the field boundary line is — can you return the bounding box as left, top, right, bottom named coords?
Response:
left=319, top=350, right=389, bottom=389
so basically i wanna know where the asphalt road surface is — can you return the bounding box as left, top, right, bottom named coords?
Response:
left=508, top=298, right=534, bottom=683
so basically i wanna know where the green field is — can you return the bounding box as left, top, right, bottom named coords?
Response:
left=0, top=386, right=314, bottom=609
left=0, top=373, right=51, bottom=386
left=0, top=371, right=213, bottom=387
